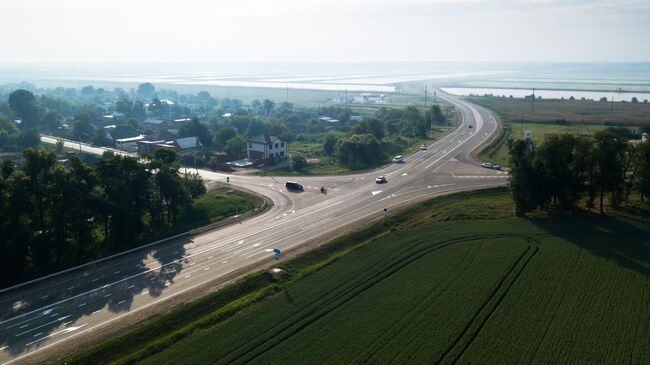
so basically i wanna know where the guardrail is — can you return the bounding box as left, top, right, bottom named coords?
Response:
left=0, top=200, right=271, bottom=295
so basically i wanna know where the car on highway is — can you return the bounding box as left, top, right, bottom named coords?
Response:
left=481, top=162, right=493, bottom=169
left=468, top=125, right=473, bottom=128
left=420, top=144, right=427, bottom=150
left=493, top=164, right=502, bottom=170
left=393, top=155, right=404, bottom=163
left=285, top=181, right=304, bottom=191
left=375, top=175, right=387, bottom=184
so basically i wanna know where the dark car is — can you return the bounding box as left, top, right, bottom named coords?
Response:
left=285, top=181, right=304, bottom=191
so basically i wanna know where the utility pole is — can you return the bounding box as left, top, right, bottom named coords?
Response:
left=532, top=88, right=535, bottom=113
left=424, top=85, right=428, bottom=111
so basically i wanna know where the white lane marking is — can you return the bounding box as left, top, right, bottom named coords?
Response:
left=141, top=290, right=149, bottom=295
left=0, top=345, right=8, bottom=351
left=41, top=295, right=48, bottom=299
left=203, top=267, right=210, bottom=271
left=222, top=260, right=228, bottom=264
left=16, top=315, right=71, bottom=337
left=164, top=282, right=171, bottom=287
left=104, top=294, right=111, bottom=298
left=78, top=303, right=86, bottom=307
left=67, top=286, right=74, bottom=290
left=253, top=243, right=261, bottom=247
left=372, top=191, right=382, bottom=196
left=33, top=332, right=42, bottom=338
left=208, top=256, right=214, bottom=259
left=127, top=285, right=135, bottom=289
left=92, top=310, right=101, bottom=315
left=91, top=278, right=98, bottom=282
left=401, top=173, right=407, bottom=176
left=185, top=274, right=192, bottom=278
left=19, top=324, right=29, bottom=329
left=238, top=240, right=244, bottom=244
left=118, top=300, right=126, bottom=305
left=2, top=199, right=344, bottom=327
left=113, top=271, right=120, bottom=275
left=24, top=324, right=87, bottom=347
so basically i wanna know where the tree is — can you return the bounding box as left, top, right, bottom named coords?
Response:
left=322, top=134, right=337, bottom=156
left=18, top=129, right=40, bottom=149
left=179, top=118, right=212, bottom=147
left=292, top=154, right=308, bottom=170
left=154, top=148, right=178, bottom=164
left=137, top=83, right=156, bottom=98
left=367, top=118, right=386, bottom=140
left=41, top=111, right=62, bottom=131
left=507, top=139, right=539, bottom=216
left=335, top=134, right=383, bottom=169
left=262, top=99, right=275, bottom=116
left=592, top=130, right=628, bottom=213
left=8, top=89, right=40, bottom=128
left=72, top=112, right=95, bottom=140
left=214, top=126, right=237, bottom=146
left=224, top=135, right=246, bottom=157
left=0, top=116, right=20, bottom=149
left=635, top=141, right=650, bottom=201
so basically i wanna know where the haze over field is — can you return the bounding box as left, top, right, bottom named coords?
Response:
left=0, top=0, right=649, bottom=64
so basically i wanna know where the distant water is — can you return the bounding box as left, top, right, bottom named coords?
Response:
left=442, top=87, right=650, bottom=102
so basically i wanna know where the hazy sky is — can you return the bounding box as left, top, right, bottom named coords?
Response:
left=1, top=0, right=649, bottom=64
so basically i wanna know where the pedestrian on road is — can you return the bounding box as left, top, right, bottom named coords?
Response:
left=383, top=208, right=388, bottom=217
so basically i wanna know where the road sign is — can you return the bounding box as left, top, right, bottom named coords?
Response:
left=273, top=248, right=281, bottom=261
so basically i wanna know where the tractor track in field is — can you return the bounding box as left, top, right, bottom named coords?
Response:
left=435, top=242, right=540, bottom=365
left=218, top=234, right=488, bottom=365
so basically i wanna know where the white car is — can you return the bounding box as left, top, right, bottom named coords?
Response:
left=375, top=175, right=387, bottom=184
left=420, top=144, right=427, bottom=150
left=481, top=162, right=493, bottom=169
left=392, top=155, right=404, bottom=163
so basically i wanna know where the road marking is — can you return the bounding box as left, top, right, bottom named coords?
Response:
left=371, top=191, right=382, bottom=196
left=0, top=346, right=8, bottom=351
left=127, top=285, right=135, bottom=289
left=67, top=286, right=74, bottom=290
left=208, top=256, right=213, bottom=259
left=92, top=310, right=101, bottom=315
left=24, top=323, right=87, bottom=347
left=78, top=303, right=86, bottom=307
left=203, top=267, right=210, bottom=271
left=104, top=294, right=111, bottom=298
left=185, top=274, right=192, bottom=278
left=41, top=295, right=48, bottom=299
left=141, top=290, right=149, bottom=295
left=16, top=315, right=71, bottom=337
left=113, top=271, right=120, bottom=275
left=118, top=300, right=126, bottom=305
left=222, top=260, right=228, bottom=264
left=91, top=278, right=98, bottom=282
left=19, top=324, right=29, bottom=329
left=164, top=281, right=171, bottom=287
left=33, top=332, right=42, bottom=338
left=401, top=173, right=407, bottom=176
left=238, top=240, right=244, bottom=244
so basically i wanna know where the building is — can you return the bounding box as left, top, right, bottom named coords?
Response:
left=105, top=127, right=145, bottom=151
left=247, top=134, right=287, bottom=160
left=137, top=136, right=201, bottom=156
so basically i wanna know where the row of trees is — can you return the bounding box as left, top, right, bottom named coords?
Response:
left=0, top=149, right=205, bottom=287
left=508, top=130, right=650, bottom=216
left=316, top=105, right=448, bottom=169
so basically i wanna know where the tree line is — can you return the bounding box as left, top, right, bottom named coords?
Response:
left=0, top=149, right=205, bottom=288
left=508, top=130, right=650, bottom=216
left=318, top=105, right=448, bottom=169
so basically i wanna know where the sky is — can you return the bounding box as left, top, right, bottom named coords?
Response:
left=0, top=0, right=649, bottom=64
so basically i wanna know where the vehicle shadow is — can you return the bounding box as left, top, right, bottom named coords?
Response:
left=530, top=213, right=650, bottom=277
left=0, top=237, right=190, bottom=356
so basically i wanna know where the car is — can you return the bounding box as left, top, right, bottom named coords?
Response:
left=375, top=175, right=387, bottom=184
left=392, top=155, right=404, bottom=163
left=481, top=162, right=493, bottom=169
left=493, top=164, right=502, bottom=170
left=468, top=125, right=473, bottom=128
left=285, top=181, right=304, bottom=191
left=420, top=144, right=427, bottom=150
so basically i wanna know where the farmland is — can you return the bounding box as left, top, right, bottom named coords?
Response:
left=467, top=95, right=650, bottom=125
left=103, top=189, right=650, bottom=365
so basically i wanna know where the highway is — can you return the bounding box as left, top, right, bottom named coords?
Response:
left=0, top=91, right=506, bottom=364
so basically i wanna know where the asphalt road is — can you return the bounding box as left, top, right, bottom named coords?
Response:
left=1, top=91, right=506, bottom=364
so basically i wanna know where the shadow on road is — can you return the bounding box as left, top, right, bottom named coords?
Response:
left=0, top=237, right=190, bottom=356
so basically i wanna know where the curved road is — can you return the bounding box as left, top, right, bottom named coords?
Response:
left=0, top=91, right=506, bottom=364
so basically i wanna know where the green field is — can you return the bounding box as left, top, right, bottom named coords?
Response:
left=100, top=189, right=650, bottom=365
left=478, top=121, right=609, bottom=166
left=468, top=96, right=650, bottom=125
